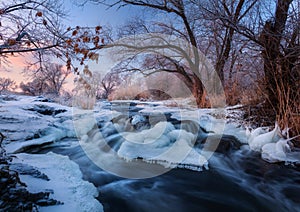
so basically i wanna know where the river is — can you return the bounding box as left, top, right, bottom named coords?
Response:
left=1, top=96, right=300, bottom=211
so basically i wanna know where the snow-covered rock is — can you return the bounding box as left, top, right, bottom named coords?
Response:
left=262, top=136, right=300, bottom=164
left=247, top=123, right=281, bottom=151
left=247, top=123, right=300, bottom=164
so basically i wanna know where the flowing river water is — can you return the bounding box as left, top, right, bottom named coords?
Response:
left=36, top=141, right=300, bottom=212
left=30, top=102, right=300, bottom=212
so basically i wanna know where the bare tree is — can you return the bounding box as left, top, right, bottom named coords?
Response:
left=87, top=0, right=259, bottom=86
left=0, top=1, right=65, bottom=57
left=43, top=63, right=71, bottom=95
left=258, top=0, right=300, bottom=132
left=0, top=78, right=16, bottom=94
left=100, top=72, right=121, bottom=99
left=208, top=0, right=300, bottom=132
left=89, top=0, right=214, bottom=107
left=22, top=62, right=71, bottom=96
left=82, top=0, right=261, bottom=107
left=20, top=79, right=48, bottom=96
left=0, top=0, right=104, bottom=74
left=192, top=0, right=261, bottom=84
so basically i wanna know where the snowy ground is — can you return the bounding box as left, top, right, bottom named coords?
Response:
left=13, top=152, right=103, bottom=212
left=0, top=95, right=103, bottom=211
left=0, top=94, right=299, bottom=210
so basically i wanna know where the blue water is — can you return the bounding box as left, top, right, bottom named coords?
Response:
left=34, top=136, right=300, bottom=212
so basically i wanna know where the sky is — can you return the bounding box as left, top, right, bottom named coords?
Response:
left=63, top=1, right=137, bottom=27
left=0, top=0, right=138, bottom=91
left=0, top=56, right=29, bottom=86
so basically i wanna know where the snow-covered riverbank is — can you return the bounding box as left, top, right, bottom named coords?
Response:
left=1, top=94, right=300, bottom=211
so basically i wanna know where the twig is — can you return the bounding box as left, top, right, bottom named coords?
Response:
left=0, top=132, right=5, bottom=144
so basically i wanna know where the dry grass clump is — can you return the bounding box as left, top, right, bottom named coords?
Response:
left=109, top=86, right=172, bottom=101
left=108, top=85, right=141, bottom=101
left=73, top=95, right=96, bottom=110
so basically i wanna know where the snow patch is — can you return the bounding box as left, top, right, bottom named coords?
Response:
left=13, top=152, right=103, bottom=212
left=6, top=127, right=67, bottom=153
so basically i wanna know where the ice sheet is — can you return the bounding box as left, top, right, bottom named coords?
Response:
left=13, top=152, right=103, bottom=212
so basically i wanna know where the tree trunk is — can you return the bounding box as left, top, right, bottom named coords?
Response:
left=259, top=0, right=299, bottom=134
left=215, top=27, right=235, bottom=84
left=260, top=0, right=292, bottom=110
left=192, top=75, right=205, bottom=107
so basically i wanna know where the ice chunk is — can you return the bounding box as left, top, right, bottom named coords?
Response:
left=145, top=138, right=209, bottom=171
left=121, top=122, right=175, bottom=144
left=118, top=122, right=207, bottom=171
left=262, top=137, right=300, bottom=163
left=261, top=140, right=286, bottom=163
left=248, top=123, right=281, bottom=151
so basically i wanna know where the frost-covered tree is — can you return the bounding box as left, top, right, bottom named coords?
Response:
left=192, top=0, right=261, bottom=83
left=0, top=0, right=103, bottom=74
left=99, top=72, right=122, bottom=99
left=0, top=78, right=16, bottom=94
left=83, top=0, right=210, bottom=107
left=0, top=1, right=66, bottom=60
left=206, top=0, right=300, bottom=134
left=82, top=0, right=260, bottom=107
left=20, top=79, right=48, bottom=96
left=21, top=63, right=71, bottom=96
